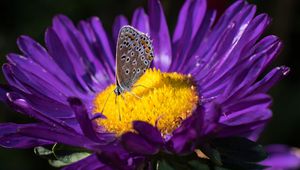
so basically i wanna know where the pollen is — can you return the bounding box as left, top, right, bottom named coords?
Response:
left=93, top=68, right=199, bottom=136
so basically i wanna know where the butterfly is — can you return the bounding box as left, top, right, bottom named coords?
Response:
left=114, top=25, right=154, bottom=96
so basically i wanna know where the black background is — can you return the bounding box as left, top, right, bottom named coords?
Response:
left=0, top=0, right=299, bottom=169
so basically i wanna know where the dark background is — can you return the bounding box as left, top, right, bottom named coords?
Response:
left=0, top=0, right=299, bottom=169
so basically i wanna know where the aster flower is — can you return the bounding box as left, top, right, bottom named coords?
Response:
left=262, top=145, right=300, bottom=170
left=0, top=0, right=296, bottom=169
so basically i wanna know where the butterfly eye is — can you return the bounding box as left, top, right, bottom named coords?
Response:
left=131, top=52, right=134, bottom=56
left=132, top=68, right=136, bottom=73
left=126, top=57, right=130, bottom=63
left=137, top=68, right=140, bottom=73
left=125, top=69, right=130, bottom=75
left=119, top=45, right=123, bottom=50
left=141, top=56, right=145, bottom=61
left=143, top=68, right=146, bottom=73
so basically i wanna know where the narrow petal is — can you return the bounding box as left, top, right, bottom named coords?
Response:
left=112, top=15, right=129, bottom=45
left=78, top=20, right=115, bottom=86
left=181, top=10, right=217, bottom=73
left=5, top=92, right=76, bottom=131
left=247, top=66, right=290, bottom=94
left=68, top=97, right=103, bottom=142
left=0, top=123, right=53, bottom=149
left=148, top=0, right=172, bottom=71
left=7, top=53, right=72, bottom=102
left=89, top=17, right=115, bottom=77
left=62, top=154, right=110, bottom=170
left=261, top=145, right=300, bottom=170
left=121, top=132, right=159, bottom=155
left=52, top=15, right=107, bottom=91
left=171, top=0, right=207, bottom=71
left=132, top=121, right=163, bottom=145
left=17, top=35, right=79, bottom=92
left=18, top=124, right=99, bottom=151
left=168, top=106, right=204, bottom=154
left=45, top=28, right=88, bottom=93
left=131, top=8, right=150, bottom=34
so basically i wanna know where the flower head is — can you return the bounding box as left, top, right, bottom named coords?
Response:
left=0, top=0, right=294, bottom=169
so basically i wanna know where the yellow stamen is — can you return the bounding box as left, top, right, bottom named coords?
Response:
left=93, top=68, right=199, bottom=136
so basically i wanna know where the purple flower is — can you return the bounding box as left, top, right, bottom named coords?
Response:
left=0, top=0, right=295, bottom=169
left=261, top=145, right=300, bottom=170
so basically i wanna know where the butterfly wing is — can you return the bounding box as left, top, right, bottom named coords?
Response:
left=115, top=25, right=154, bottom=91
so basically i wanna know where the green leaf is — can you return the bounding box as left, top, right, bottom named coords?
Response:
left=34, top=146, right=52, bottom=156
left=211, top=137, right=268, bottom=162
left=34, top=144, right=91, bottom=168
left=34, top=146, right=56, bottom=160
left=199, top=144, right=223, bottom=166
left=156, top=159, right=175, bottom=170
left=49, top=152, right=90, bottom=168
left=187, top=159, right=211, bottom=170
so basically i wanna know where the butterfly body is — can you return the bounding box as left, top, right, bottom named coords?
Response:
left=114, top=25, right=154, bottom=96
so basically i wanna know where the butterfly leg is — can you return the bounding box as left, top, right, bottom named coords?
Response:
left=115, top=95, right=122, bottom=121
left=100, top=90, right=114, bottom=114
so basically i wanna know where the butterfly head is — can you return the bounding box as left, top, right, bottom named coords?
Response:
left=114, top=86, right=123, bottom=96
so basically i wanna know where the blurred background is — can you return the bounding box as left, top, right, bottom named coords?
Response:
left=0, top=0, right=299, bottom=169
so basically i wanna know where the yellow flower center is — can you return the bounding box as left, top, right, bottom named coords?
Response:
left=93, top=68, right=199, bottom=136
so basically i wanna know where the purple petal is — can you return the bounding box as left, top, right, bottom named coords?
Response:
left=181, top=10, right=217, bottom=73
left=167, top=106, right=204, bottom=154
left=131, top=8, right=150, bottom=34
left=121, top=132, right=159, bottom=155
left=52, top=15, right=107, bottom=92
left=17, top=35, right=80, bottom=93
left=78, top=20, right=115, bottom=86
left=132, top=121, right=163, bottom=145
left=89, top=17, right=115, bottom=78
left=2, top=63, right=31, bottom=94
left=45, top=27, right=88, bottom=93
left=167, top=125, right=197, bottom=154
left=173, top=0, right=206, bottom=42
left=18, top=124, right=99, bottom=151
left=112, top=15, right=129, bottom=45
left=219, top=95, right=272, bottom=126
left=7, top=53, right=71, bottom=103
left=0, top=123, right=53, bottom=148
left=261, top=145, right=300, bottom=170
left=171, top=0, right=207, bottom=71
left=247, top=66, right=290, bottom=95
left=68, top=97, right=104, bottom=142
left=148, top=0, right=172, bottom=71
left=62, top=154, right=110, bottom=170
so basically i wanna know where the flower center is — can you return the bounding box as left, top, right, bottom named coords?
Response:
left=93, top=68, right=199, bottom=136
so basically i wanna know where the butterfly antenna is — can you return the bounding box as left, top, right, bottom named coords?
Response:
left=100, top=90, right=114, bottom=114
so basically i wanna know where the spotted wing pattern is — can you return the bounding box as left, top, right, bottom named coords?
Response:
left=115, top=25, right=154, bottom=91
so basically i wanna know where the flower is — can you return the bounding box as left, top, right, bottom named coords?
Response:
left=0, top=0, right=295, bottom=169
left=261, top=145, right=300, bottom=170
